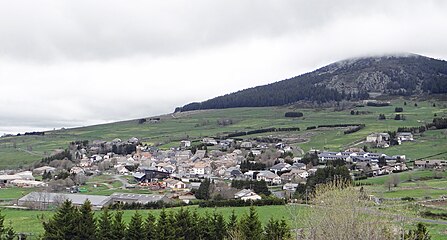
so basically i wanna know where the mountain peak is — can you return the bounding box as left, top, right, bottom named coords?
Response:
left=177, top=54, right=447, bottom=112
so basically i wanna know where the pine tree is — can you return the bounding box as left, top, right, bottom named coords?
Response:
left=4, top=226, right=15, bottom=240
left=227, top=210, right=239, bottom=240
left=264, top=218, right=291, bottom=240
left=198, top=213, right=213, bottom=240
left=227, top=210, right=238, bottom=229
left=97, top=208, right=114, bottom=240
left=265, top=218, right=280, bottom=240
left=156, top=209, right=175, bottom=240
left=0, top=210, right=5, bottom=237
left=111, top=210, right=126, bottom=240
left=239, top=206, right=263, bottom=240
left=212, top=211, right=226, bottom=240
left=43, top=200, right=80, bottom=240
left=125, top=212, right=144, bottom=240
left=195, top=179, right=211, bottom=200
left=173, top=208, right=194, bottom=240
left=78, top=200, right=96, bottom=240
left=144, top=212, right=157, bottom=240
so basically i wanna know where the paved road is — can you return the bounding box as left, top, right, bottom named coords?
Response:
left=112, top=175, right=129, bottom=189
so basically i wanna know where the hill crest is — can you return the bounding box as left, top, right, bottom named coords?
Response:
left=176, top=53, right=447, bottom=112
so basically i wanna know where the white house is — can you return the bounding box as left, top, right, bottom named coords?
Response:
left=256, top=171, right=281, bottom=184
left=234, top=189, right=262, bottom=201
left=397, top=132, right=414, bottom=142
left=180, top=140, right=191, bottom=148
left=202, top=138, right=218, bottom=145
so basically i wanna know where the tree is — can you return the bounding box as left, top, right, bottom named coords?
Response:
left=253, top=180, right=271, bottom=196
left=173, top=208, right=194, bottom=240
left=212, top=211, right=227, bottom=240
left=126, top=212, right=144, bottom=240
left=391, top=174, right=401, bottom=187
left=0, top=210, right=4, bottom=237
left=195, top=179, right=211, bottom=200
left=156, top=209, right=175, bottom=240
left=227, top=210, right=240, bottom=239
left=264, top=217, right=291, bottom=240
left=43, top=200, right=79, bottom=240
left=78, top=200, right=96, bottom=240
left=198, top=213, right=213, bottom=240
left=144, top=212, right=157, bottom=240
left=384, top=178, right=393, bottom=191
left=239, top=206, right=263, bottom=240
left=4, top=226, right=15, bottom=240
left=290, top=180, right=398, bottom=240
left=97, top=208, right=114, bottom=240
left=111, top=210, right=126, bottom=240
left=405, top=223, right=431, bottom=240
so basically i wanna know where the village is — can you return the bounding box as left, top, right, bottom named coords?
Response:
left=1, top=129, right=441, bottom=211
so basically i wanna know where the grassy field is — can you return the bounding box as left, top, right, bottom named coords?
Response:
left=0, top=205, right=293, bottom=235
left=0, top=99, right=445, bottom=169
left=1, top=203, right=447, bottom=239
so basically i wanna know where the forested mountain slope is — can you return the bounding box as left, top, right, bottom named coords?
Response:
left=177, top=54, right=447, bottom=112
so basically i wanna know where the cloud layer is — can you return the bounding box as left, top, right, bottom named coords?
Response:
left=1, top=0, right=447, bottom=134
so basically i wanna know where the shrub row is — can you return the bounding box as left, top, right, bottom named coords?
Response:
left=224, top=127, right=300, bottom=139
left=198, top=198, right=285, bottom=208
left=344, top=124, right=366, bottom=134
left=108, top=200, right=194, bottom=210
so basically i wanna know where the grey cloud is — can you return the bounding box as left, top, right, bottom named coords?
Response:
left=2, top=0, right=441, bottom=62
left=1, top=0, right=447, bottom=134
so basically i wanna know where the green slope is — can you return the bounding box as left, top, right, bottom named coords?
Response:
left=0, top=99, right=446, bottom=169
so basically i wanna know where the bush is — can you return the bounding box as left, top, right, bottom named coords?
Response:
left=394, top=114, right=405, bottom=120
left=198, top=198, right=285, bottom=208
left=394, top=107, right=403, bottom=112
left=366, top=101, right=390, bottom=107
left=285, top=112, right=304, bottom=118
left=401, top=197, right=415, bottom=201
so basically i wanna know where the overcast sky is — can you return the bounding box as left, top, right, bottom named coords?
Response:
left=1, top=0, right=447, bottom=134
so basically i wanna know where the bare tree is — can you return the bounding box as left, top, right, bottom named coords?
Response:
left=391, top=174, right=400, bottom=187
left=288, top=181, right=399, bottom=240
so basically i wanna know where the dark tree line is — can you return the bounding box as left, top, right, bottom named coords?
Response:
left=427, top=117, right=447, bottom=129
left=222, top=127, right=301, bottom=139
left=231, top=179, right=271, bottom=196
left=366, top=102, right=390, bottom=107
left=42, top=200, right=291, bottom=240
left=240, top=160, right=266, bottom=173
left=41, top=149, right=72, bottom=164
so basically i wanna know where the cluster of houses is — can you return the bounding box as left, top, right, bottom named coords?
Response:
left=366, top=132, right=414, bottom=148
left=316, top=150, right=408, bottom=176
left=2, top=132, right=427, bottom=208
left=0, top=170, right=47, bottom=188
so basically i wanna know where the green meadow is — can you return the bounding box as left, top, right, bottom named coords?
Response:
left=0, top=205, right=294, bottom=235
left=1, top=99, right=445, bottom=169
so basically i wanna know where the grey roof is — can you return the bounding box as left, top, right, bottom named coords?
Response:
left=270, top=163, right=291, bottom=170
left=110, top=193, right=164, bottom=204
left=19, top=192, right=110, bottom=206
left=133, top=172, right=146, bottom=179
